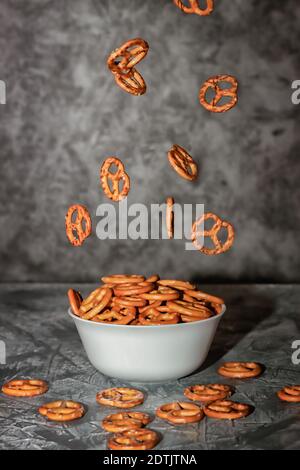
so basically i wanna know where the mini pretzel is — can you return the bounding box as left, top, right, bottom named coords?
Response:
left=114, top=69, right=147, bottom=96
left=107, top=38, right=149, bottom=75
left=199, top=75, right=238, bottom=113
left=79, top=287, right=112, bottom=320
left=146, top=274, right=160, bottom=282
left=204, top=400, right=251, bottom=420
left=67, top=288, right=82, bottom=316
left=139, top=307, right=180, bottom=326
left=218, top=362, right=262, bottom=379
left=156, top=401, right=204, bottom=424
left=113, top=296, right=147, bottom=308
left=102, top=411, right=151, bottom=433
left=2, top=379, right=48, bottom=397
left=166, top=197, right=174, bottom=239
left=167, top=300, right=213, bottom=319
left=101, top=274, right=145, bottom=285
left=158, top=279, right=196, bottom=291
left=140, top=287, right=180, bottom=301
left=184, top=288, right=224, bottom=305
left=65, top=204, right=92, bottom=246
left=108, top=429, right=159, bottom=450
left=277, top=386, right=300, bottom=403
left=168, top=145, right=198, bottom=181
left=191, top=212, right=235, bottom=255
left=184, top=384, right=233, bottom=403
left=113, top=282, right=154, bottom=297
left=91, top=308, right=135, bottom=325
left=38, top=400, right=84, bottom=422
left=100, top=157, right=130, bottom=202
left=173, top=0, right=214, bottom=16
left=96, top=388, right=144, bottom=408
left=139, top=300, right=162, bottom=314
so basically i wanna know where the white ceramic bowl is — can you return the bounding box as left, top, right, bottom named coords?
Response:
left=68, top=305, right=226, bottom=382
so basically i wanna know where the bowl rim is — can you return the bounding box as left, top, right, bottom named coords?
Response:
left=68, top=304, right=226, bottom=329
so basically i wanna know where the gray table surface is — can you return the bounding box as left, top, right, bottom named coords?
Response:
left=0, top=283, right=299, bottom=450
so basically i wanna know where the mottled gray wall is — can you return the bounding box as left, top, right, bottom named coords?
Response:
left=0, top=0, right=300, bottom=283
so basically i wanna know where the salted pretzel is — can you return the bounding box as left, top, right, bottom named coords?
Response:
left=166, top=197, right=174, bottom=239
left=156, top=401, right=204, bottom=424
left=173, top=0, right=214, bottom=16
left=38, top=400, right=84, bottom=422
left=91, top=307, right=135, bottom=325
left=204, top=399, right=251, bottom=420
left=102, top=274, right=145, bottom=285
left=65, top=204, right=92, bottom=246
left=184, top=384, right=233, bottom=403
left=277, top=386, right=300, bottom=403
left=191, top=212, right=235, bottom=255
left=168, top=144, right=198, bottom=181
left=184, top=288, right=224, bottom=305
left=158, top=279, right=196, bottom=291
left=79, top=287, right=112, bottom=320
left=114, top=69, right=147, bottom=96
left=199, top=75, right=238, bottom=113
left=67, top=288, right=82, bottom=316
left=102, top=411, right=151, bottom=433
left=139, top=300, right=162, bottom=314
left=107, top=38, right=149, bottom=75
left=96, top=388, right=144, bottom=408
left=139, top=307, right=180, bottom=325
left=218, top=362, right=262, bottom=379
left=2, top=379, right=48, bottom=397
left=100, top=157, right=130, bottom=202
left=108, top=428, right=159, bottom=451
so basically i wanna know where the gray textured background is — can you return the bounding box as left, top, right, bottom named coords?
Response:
left=0, top=0, right=300, bottom=283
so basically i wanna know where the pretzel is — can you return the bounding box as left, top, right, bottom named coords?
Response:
left=156, top=401, right=204, bottom=424
left=167, top=300, right=213, bottom=319
left=67, top=288, right=82, bottom=316
left=146, top=274, right=160, bottom=282
left=139, top=300, right=162, bottom=314
left=218, top=362, right=262, bottom=379
left=199, top=75, right=238, bottom=113
left=277, top=386, right=300, bottom=403
left=107, top=38, right=149, bottom=75
left=65, top=204, right=92, bottom=246
left=79, top=287, right=112, bottom=320
left=114, top=69, right=147, bottom=96
left=113, top=282, right=154, bottom=297
left=38, top=400, right=84, bottom=422
left=184, top=384, right=233, bottom=403
left=139, top=307, right=180, bottom=326
left=108, top=429, right=159, bottom=451
left=96, top=388, right=144, bottom=408
left=140, top=287, right=180, bottom=301
left=113, top=296, right=147, bottom=308
left=100, top=157, right=130, bottom=202
left=173, top=0, right=214, bottom=16
left=191, top=212, right=235, bottom=255
left=184, top=288, right=224, bottom=305
left=158, top=279, right=196, bottom=291
left=91, top=307, right=135, bottom=325
left=168, top=145, right=198, bottom=181
left=166, top=197, right=174, bottom=239
left=102, top=411, right=151, bottom=432
left=204, top=400, right=251, bottom=420
left=2, top=379, right=48, bottom=397
left=101, top=274, right=145, bottom=285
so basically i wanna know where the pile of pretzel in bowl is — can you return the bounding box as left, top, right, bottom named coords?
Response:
left=68, top=274, right=224, bottom=326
